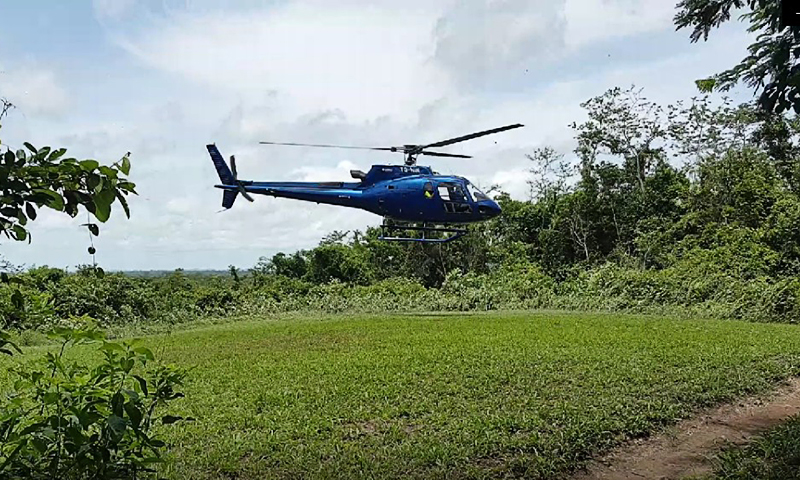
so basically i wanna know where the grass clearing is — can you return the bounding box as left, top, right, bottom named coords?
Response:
left=4, top=311, right=800, bottom=479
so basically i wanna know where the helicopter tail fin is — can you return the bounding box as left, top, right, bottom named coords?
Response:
left=207, top=144, right=239, bottom=209
left=207, top=144, right=235, bottom=185
left=221, top=189, right=238, bottom=209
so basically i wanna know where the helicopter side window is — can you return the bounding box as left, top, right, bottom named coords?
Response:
left=424, top=182, right=434, bottom=198
left=449, top=185, right=467, bottom=203
left=439, top=183, right=472, bottom=214
left=466, top=182, right=489, bottom=202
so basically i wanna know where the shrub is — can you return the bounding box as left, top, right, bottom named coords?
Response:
left=0, top=325, right=190, bottom=479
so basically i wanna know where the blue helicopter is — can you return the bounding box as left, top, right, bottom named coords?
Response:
left=207, top=124, right=523, bottom=243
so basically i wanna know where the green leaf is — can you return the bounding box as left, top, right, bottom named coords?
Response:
left=99, top=166, right=118, bottom=179
left=133, top=346, right=154, bottom=361
left=93, top=200, right=110, bottom=222
left=120, top=155, right=131, bottom=176
left=47, top=148, right=67, bottom=161
left=111, top=393, right=125, bottom=418
left=101, top=341, right=125, bottom=353
left=23, top=142, right=36, bottom=153
left=79, top=159, right=99, bottom=171
left=118, top=181, right=137, bottom=193
left=31, top=437, right=48, bottom=453
left=695, top=78, right=716, bottom=93
left=11, top=290, right=24, bottom=310
left=115, top=190, right=131, bottom=219
left=25, top=203, right=36, bottom=221
left=32, top=189, right=64, bottom=211
left=87, top=223, right=99, bottom=236
left=133, top=375, right=149, bottom=396
left=36, top=146, right=51, bottom=161
left=121, top=357, right=135, bottom=373
left=161, top=415, right=183, bottom=425
left=87, top=173, right=101, bottom=192
left=107, top=414, right=127, bottom=435
left=43, top=391, right=59, bottom=404
left=11, top=225, right=27, bottom=241
left=141, top=456, right=166, bottom=464
left=124, top=401, right=143, bottom=428
left=93, top=187, right=116, bottom=223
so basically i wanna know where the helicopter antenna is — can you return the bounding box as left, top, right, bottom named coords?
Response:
left=259, top=123, right=523, bottom=166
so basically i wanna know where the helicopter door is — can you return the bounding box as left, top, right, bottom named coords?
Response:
left=438, top=183, right=472, bottom=214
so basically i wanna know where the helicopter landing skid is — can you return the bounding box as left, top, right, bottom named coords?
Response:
left=379, top=222, right=467, bottom=243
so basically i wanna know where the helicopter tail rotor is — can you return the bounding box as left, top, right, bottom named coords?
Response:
left=207, top=144, right=255, bottom=209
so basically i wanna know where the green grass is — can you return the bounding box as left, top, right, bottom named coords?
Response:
left=5, top=311, right=800, bottom=479
left=704, top=414, right=800, bottom=480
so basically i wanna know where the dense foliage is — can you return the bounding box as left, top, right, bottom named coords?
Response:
left=0, top=325, right=189, bottom=479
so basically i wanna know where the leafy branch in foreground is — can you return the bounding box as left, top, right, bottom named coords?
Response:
left=0, top=325, right=191, bottom=479
left=0, top=97, right=137, bottom=244
left=674, top=0, right=800, bottom=113
left=0, top=145, right=136, bottom=243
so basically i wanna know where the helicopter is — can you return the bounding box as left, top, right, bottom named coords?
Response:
left=207, top=124, right=523, bottom=243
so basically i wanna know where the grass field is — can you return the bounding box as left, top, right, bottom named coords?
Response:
left=5, top=311, right=800, bottom=479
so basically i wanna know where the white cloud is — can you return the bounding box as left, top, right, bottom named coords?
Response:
left=492, top=167, right=531, bottom=199
left=0, top=65, right=69, bottom=117
left=93, top=0, right=138, bottom=21
left=564, top=0, right=676, bottom=48
left=108, top=2, right=449, bottom=121
left=433, top=0, right=568, bottom=84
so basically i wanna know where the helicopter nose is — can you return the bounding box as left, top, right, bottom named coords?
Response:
left=477, top=200, right=501, bottom=218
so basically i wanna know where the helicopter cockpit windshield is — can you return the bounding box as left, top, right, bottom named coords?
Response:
left=465, top=182, right=489, bottom=202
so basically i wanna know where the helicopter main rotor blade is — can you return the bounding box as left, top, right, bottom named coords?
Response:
left=419, top=124, right=524, bottom=151
left=420, top=151, right=472, bottom=159
left=259, top=141, right=396, bottom=152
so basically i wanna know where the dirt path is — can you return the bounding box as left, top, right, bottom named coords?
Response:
left=571, top=377, right=800, bottom=480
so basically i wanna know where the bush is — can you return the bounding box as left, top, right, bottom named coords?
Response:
left=0, top=325, right=190, bottom=479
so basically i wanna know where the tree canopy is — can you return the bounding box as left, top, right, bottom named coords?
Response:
left=675, top=0, right=800, bottom=113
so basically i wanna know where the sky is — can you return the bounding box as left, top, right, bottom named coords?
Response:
left=0, top=0, right=755, bottom=271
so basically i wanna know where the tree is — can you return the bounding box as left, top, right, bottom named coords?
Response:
left=674, top=0, right=800, bottom=113
left=571, top=86, right=668, bottom=195
left=0, top=98, right=137, bottom=344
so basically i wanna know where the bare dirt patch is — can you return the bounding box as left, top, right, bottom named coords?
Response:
left=572, top=377, right=800, bottom=480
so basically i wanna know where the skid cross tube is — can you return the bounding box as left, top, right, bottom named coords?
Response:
left=379, top=223, right=467, bottom=243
